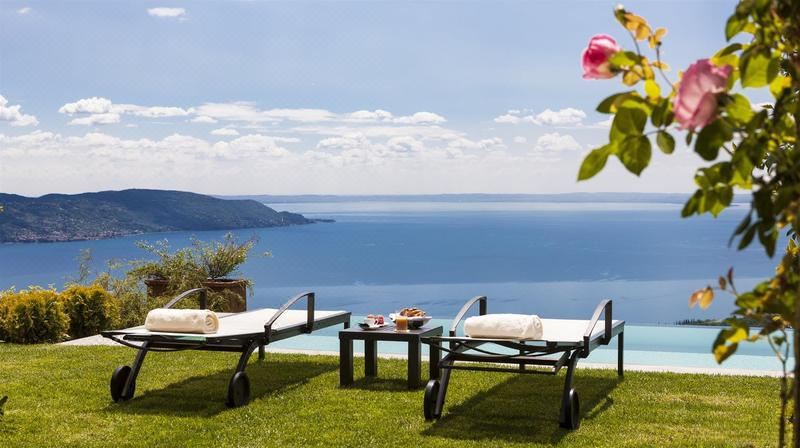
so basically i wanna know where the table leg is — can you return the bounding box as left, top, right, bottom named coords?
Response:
left=408, top=339, right=421, bottom=389
left=339, top=336, right=354, bottom=387
left=429, top=340, right=440, bottom=380
left=365, top=339, right=378, bottom=377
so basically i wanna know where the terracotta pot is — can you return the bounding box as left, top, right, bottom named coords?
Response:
left=202, top=278, right=248, bottom=313
left=144, top=278, right=170, bottom=298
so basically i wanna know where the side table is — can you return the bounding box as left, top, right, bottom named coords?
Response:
left=339, top=325, right=443, bottom=389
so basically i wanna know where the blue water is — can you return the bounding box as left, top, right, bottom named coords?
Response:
left=0, top=201, right=785, bottom=371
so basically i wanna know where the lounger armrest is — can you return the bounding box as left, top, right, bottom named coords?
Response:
left=450, top=295, right=488, bottom=337
left=582, top=299, right=612, bottom=353
left=163, top=288, right=209, bottom=309
left=264, top=291, right=315, bottom=341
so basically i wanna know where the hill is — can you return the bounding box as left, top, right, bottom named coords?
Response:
left=0, top=189, right=316, bottom=243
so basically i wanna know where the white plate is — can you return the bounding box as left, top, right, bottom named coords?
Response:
left=358, top=322, right=389, bottom=330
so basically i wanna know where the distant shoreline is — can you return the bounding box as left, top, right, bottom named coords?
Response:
left=217, top=192, right=751, bottom=205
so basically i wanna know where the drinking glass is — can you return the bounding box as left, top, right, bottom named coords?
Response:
left=395, top=315, right=409, bottom=332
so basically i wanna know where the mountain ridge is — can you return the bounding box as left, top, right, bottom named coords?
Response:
left=0, top=189, right=316, bottom=243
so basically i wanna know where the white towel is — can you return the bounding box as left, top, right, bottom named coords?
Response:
left=463, top=314, right=544, bottom=340
left=144, top=308, right=220, bottom=334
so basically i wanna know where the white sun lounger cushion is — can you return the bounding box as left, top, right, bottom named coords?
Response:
left=464, top=314, right=544, bottom=340
left=145, top=308, right=220, bottom=334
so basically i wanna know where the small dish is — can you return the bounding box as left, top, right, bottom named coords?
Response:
left=358, top=322, right=388, bottom=330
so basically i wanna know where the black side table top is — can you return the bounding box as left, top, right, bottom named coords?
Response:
left=339, top=325, right=443, bottom=340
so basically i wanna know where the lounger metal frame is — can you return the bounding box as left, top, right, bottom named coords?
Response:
left=101, top=288, right=351, bottom=407
left=422, top=296, right=624, bottom=429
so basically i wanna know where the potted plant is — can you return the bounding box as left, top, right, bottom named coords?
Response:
left=193, top=233, right=259, bottom=312
left=131, top=233, right=262, bottom=312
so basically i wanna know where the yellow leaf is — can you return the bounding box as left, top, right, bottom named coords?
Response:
left=713, top=343, right=737, bottom=363
left=635, top=24, right=650, bottom=41
left=770, top=75, right=790, bottom=98
left=648, top=28, right=667, bottom=49
left=644, top=80, right=661, bottom=99
left=622, top=71, right=641, bottom=86
left=699, top=287, right=714, bottom=310
left=652, top=61, right=670, bottom=70
left=725, top=326, right=748, bottom=344
left=642, top=63, right=655, bottom=80
left=689, top=289, right=704, bottom=308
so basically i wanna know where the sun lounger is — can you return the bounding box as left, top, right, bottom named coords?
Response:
left=101, top=288, right=350, bottom=408
left=422, top=296, right=624, bottom=429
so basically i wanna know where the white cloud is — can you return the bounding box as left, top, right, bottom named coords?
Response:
left=595, top=117, right=613, bottom=128
left=347, top=109, right=394, bottom=122
left=532, top=132, right=583, bottom=153
left=513, top=136, right=527, bottom=144
left=59, top=97, right=192, bottom=125
left=210, top=128, right=240, bottom=137
left=147, top=7, right=186, bottom=18
left=17, top=7, right=32, bottom=14
left=68, top=113, right=121, bottom=126
left=59, top=97, right=114, bottom=115
left=393, top=111, right=446, bottom=124
left=0, top=95, right=39, bottom=127
left=191, top=115, right=218, bottom=124
left=533, top=108, right=586, bottom=126
left=192, top=102, right=336, bottom=124
left=494, top=114, right=523, bottom=124
left=447, top=137, right=504, bottom=151
left=494, top=107, right=587, bottom=127
left=210, top=134, right=290, bottom=159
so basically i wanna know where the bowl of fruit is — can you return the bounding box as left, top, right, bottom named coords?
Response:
left=389, top=307, right=431, bottom=329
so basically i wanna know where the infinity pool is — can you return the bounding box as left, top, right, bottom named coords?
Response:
left=267, top=317, right=784, bottom=373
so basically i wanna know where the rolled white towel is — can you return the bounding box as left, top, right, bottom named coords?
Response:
left=463, top=314, right=544, bottom=340
left=144, top=308, right=220, bottom=334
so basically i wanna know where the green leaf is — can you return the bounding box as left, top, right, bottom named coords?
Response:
left=729, top=213, right=752, bottom=246
left=577, top=145, right=614, bottom=181
left=725, top=15, right=747, bottom=40
left=651, top=98, right=671, bottom=127
left=609, top=51, right=639, bottom=68
left=682, top=190, right=702, bottom=217
left=612, top=107, right=648, bottom=137
left=695, top=120, right=733, bottom=161
left=596, top=91, right=635, bottom=114
left=740, top=48, right=778, bottom=88
left=725, top=94, right=753, bottom=124
left=656, top=131, right=675, bottom=154
left=618, top=135, right=651, bottom=175
left=737, top=224, right=757, bottom=250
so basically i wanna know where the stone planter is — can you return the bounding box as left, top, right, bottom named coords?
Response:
left=143, top=278, right=248, bottom=312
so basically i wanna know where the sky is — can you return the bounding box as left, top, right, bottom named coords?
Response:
left=0, top=0, right=743, bottom=196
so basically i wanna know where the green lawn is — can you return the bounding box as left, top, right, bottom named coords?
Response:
left=0, top=344, right=780, bottom=447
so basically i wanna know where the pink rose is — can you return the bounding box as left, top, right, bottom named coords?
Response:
left=673, top=59, right=732, bottom=130
left=581, top=34, right=621, bottom=79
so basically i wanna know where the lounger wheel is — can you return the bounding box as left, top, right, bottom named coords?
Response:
left=110, top=365, right=135, bottom=402
left=423, top=379, right=441, bottom=420
left=226, top=372, right=251, bottom=408
left=559, top=388, right=580, bottom=430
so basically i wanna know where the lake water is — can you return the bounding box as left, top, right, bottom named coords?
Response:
left=0, top=200, right=784, bottom=371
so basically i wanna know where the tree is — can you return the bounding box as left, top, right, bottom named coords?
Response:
left=579, top=2, right=800, bottom=446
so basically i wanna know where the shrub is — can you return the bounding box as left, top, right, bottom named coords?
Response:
left=91, top=270, right=150, bottom=329
left=59, top=284, right=119, bottom=339
left=0, top=288, right=69, bottom=343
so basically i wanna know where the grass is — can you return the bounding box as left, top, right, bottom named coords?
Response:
left=0, top=344, right=780, bottom=447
